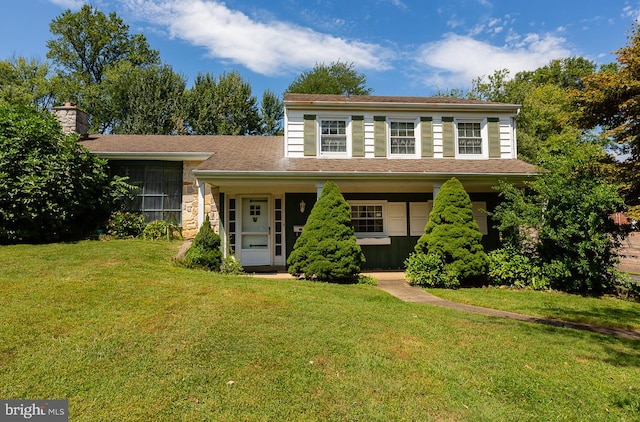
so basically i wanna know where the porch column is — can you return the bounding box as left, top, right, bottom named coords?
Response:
left=316, top=182, right=324, bottom=199
left=197, top=179, right=205, bottom=228
left=433, top=183, right=441, bottom=199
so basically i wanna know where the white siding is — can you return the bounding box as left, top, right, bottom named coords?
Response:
left=284, top=108, right=518, bottom=159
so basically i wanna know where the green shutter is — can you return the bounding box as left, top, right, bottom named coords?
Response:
left=442, top=117, right=455, bottom=158
left=374, top=116, right=386, bottom=157
left=488, top=117, right=501, bottom=158
left=352, top=115, right=365, bottom=157
left=420, top=117, right=433, bottom=158
left=303, top=114, right=316, bottom=156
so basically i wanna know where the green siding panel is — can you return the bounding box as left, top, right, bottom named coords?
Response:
left=351, top=115, right=365, bottom=157
left=373, top=116, right=386, bottom=157
left=420, top=117, right=433, bottom=157
left=303, top=114, right=316, bottom=156
left=442, top=117, right=455, bottom=158
left=488, top=117, right=501, bottom=158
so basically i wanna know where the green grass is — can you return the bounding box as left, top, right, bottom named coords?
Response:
left=1, top=240, right=639, bottom=421
left=428, top=287, right=640, bottom=331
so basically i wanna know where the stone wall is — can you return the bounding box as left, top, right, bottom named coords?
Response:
left=181, top=161, right=220, bottom=238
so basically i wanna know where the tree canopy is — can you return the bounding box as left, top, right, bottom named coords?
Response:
left=287, top=61, right=373, bottom=95
left=47, top=4, right=159, bottom=86
left=574, top=22, right=640, bottom=208
left=46, top=4, right=161, bottom=133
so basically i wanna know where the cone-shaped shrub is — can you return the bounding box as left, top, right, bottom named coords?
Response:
left=287, top=181, right=365, bottom=282
left=184, top=215, right=222, bottom=271
left=414, top=177, right=488, bottom=284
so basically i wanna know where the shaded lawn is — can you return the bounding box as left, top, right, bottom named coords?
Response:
left=0, top=240, right=638, bottom=421
left=429, top=287, right=640, bottom=332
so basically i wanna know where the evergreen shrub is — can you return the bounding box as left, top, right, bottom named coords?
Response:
left=413, top=177, right=488, bottom=285
left=184, top=216, right=222, bottom=271
left=287, top=181, right=364, bottom=282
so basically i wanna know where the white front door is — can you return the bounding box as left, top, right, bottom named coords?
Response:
left=239, top=197, right=270, bottom=266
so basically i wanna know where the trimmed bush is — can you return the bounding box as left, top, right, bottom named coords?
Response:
left=184, top=216, right=222, bottom=271
left=106, top=211, right=146, bottom=238
left=414, top=177, right=488, bottom=285
left=287, top=181, right=364, bottom=282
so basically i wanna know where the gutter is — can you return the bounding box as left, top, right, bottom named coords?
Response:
left=91, top=152, right=213, bottom=161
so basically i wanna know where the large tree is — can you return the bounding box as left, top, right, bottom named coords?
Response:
left=259, top=89, right=283, bottom=136
left=467, top=58, right=598, bottom=163
left=0, top=104, right=115, bottom=243
left=287, top=61, right=373, bottom=95
left=102, top=63, right=186, bottom=135
left=183, top=71, right=260, bottom=135
left=574, top=23, right=640, bottom=208
left=0, top=56, right=56, bottom=110
left=46, top=5, right=160, bottom=132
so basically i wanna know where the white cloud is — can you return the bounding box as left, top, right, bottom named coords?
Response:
left=415, top=33, right=571, bottom=89
left=623, top=4, right=640, bottom=21
left=389, top=0, right=408, bottom=11
left=121, top=0, right=391, bottom=75
left=49, top=0, right=85, bottom=9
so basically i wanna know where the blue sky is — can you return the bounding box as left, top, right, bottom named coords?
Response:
left=1, top=0, right=639, bottom=98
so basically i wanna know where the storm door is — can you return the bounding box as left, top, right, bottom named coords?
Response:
left=240, top=197, right=270, bottom=266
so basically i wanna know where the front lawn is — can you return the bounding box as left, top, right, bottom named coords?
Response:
left=429, top=287, right=640, bottom=331
left=1, top=240, right=639, bottom=420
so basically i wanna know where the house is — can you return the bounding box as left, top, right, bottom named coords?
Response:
left=55, top=94, right=536, bottom=270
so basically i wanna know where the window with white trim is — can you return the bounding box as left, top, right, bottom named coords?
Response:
left=457, top=122, right=482, bottom=155
left=390, top=121, right=415, bottom=155
left=351, top=204, right=384, bottom=234
left=320, top=120, right=347, bottom=153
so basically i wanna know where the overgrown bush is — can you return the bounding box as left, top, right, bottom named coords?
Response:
left=183, top=216, right=222, bottom=271
left=414, top=177, right=488, bottom=285
left=143, top=219, right=182, bottom=240
left=0, top=104, right=116, bottom=243
left=106, top=211, right=146, bottom=238
left=487, top=248, right=549, bottom=290
left=405, top=252, right=460, bottom=288
left=287, top=181, right=364, bottom=282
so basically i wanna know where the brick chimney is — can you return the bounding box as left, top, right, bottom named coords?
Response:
left=52, top=102, right=89, bottom=138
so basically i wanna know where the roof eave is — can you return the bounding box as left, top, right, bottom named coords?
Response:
left=283, top=100, right=521, bottom=114
left=91, top=152, right=213, bottom=161
left=193, top=170, right=536, bottom=185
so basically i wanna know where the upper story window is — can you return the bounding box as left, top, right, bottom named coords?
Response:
left=457, top=122, right=482, bottom=155
left=390, top=121, right=416, bottom=155
left=320, top=120, right=347, bottom=153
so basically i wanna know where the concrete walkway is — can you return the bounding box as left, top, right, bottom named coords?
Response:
left=370, top=272, right=640, bottom=341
